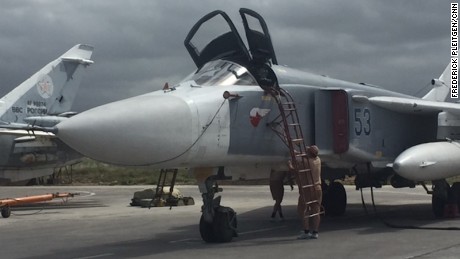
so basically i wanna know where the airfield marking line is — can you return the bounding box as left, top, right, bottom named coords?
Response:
left=404, top=242, right=460, bottom=259
left=361, top=190, right=427, bottom=196
left=73, top=253, right=114, bottom=259
left=239, top=225, right=286, bottom=235
left=169, top=238, right=197, bottom=244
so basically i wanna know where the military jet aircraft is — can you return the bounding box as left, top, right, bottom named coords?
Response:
left=34, top=9, right=455, bottom=242
left=0, top=44, right=93, bottom=184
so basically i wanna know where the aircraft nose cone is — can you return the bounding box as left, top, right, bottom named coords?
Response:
left=56, top=94, right=194, bottom=165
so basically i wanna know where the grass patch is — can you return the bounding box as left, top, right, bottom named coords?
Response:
left=60, top=158, right=195, bottom=185
left=51, top=159, right=460, bottom=187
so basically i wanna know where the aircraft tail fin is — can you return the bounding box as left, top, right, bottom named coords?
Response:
left=0, top=44, right=94, bottom=124
left=422, top=62, right=451, bottom=101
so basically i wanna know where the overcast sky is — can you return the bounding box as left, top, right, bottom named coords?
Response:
left=0, top=0, right=452, bottom=111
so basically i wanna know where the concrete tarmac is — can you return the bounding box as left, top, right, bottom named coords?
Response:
left=1, top=185, right=460, bottom=259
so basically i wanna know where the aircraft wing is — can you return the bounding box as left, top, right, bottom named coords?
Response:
left=355, top=96, right=460, bottom=115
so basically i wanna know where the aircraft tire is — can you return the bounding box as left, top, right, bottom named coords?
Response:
left=325, top=181, right=346, bottom=216
left=213, top=207, right=237, bottom=242
left=432, top=195, right=446, bottom=218
left=199, top=214, right=217, bottom=243
left=1, top=206, right=11, bottom=218
left=451, top=182, right=460, bottom=209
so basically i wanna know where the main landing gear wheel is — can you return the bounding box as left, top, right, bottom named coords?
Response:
left=432, top=181, right=460, bottom=218
left=1, top=206, right=11, bottom=218
left=451, top=182, right=460, bottom=209
left=431, top=180, right=450, bottom=218
left=324, top=181, right=347, bottom=216
left=432, top=195, right=446, bottom=218
left=199, top=206, right=238, bottom=243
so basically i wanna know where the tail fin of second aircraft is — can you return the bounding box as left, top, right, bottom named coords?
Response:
left=422, top=62, right=451, bottom=101
left=0, top=44, right=94, bottom=124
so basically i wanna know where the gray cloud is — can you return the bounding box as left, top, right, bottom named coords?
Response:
left=0, top=0, right=452, bottom=111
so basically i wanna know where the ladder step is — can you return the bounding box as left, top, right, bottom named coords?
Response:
left=301, top=184, right=315, bottom=189
left=304, top=200, right=320, bottom=205
left=282, top=102, right=295, bottom=105
left=155, top=169, right=179, bottom=197
left=283, top=108, right=296, bottom=111
left=298, top=169, right=311, bottom=173
left=291, top=138, right=303, bottom=143
left=304, top=211, right=324, bottom=218
left=289, top=123, right=300, bottom=126
left=295, top=153, right=307, bottom=157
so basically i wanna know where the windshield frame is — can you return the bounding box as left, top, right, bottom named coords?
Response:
left=186, top=60, right=258, bottom=86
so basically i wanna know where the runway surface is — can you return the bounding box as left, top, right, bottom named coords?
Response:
left=1, top=185, right=460, bottom=259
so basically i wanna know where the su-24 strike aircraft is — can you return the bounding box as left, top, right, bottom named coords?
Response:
left=23, top=9, right=457, bottom=242
left=0, top=44, right=93, bottom=185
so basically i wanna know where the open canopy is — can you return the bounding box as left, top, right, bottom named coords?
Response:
left=184, top=8, right=278, bottom=69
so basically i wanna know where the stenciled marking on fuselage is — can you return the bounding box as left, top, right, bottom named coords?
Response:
left=354, top=107, right=371, bottom=136
left=26, top=100, right=47, bottom=115
left=11, top=100, right=48, bottom=114
left=11, top=106, right=23, bottom=113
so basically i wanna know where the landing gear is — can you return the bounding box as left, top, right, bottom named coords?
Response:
left=431, top=180, right=457, bottom=218
left=432, top=195, right=446, bottom=218
left=323, top=181, right=347, bottom=216
left=451, top=182, right=460, bottom=209
left=199, top=206, right=238, bottom=243
left=199, top=176, right=238, bottom=243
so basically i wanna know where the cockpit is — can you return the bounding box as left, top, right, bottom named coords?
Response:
left=183, top=9, right=279, bottom=88
left=188, top=60, right=258, bottom=86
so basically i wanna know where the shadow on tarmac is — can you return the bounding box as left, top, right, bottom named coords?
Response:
left=20, top=201, right=460, bottom=259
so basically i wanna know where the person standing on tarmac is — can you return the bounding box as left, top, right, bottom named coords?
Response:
left=269, top=171, right=294, bottom=222
left=289, top=145, right=322, bottom=239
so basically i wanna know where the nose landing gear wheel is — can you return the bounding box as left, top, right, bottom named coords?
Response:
left=200, top=214, right=217, bottom=243
left=199, top=206, right=237, bottom=243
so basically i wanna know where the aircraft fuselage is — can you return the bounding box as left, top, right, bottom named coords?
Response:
left=55, top=60, right=438, bottom=178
